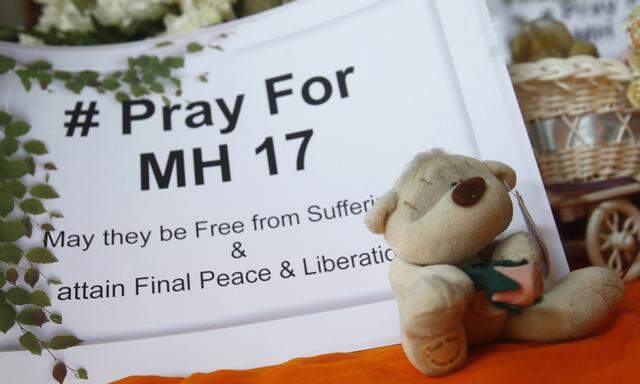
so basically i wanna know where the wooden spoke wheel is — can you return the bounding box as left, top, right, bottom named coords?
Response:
left=586, top=199, right=640, bottom=282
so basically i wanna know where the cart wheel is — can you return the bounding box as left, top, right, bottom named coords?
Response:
left=586, top=199, right=640, bottom=282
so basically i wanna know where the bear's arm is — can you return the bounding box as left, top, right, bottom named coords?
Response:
left=489, top=232, right=542, bottom=265
left=389, top=260, right=475, bottom=335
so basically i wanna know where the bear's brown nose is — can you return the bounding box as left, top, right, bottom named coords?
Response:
left=452, top=176, right=486, bottom=207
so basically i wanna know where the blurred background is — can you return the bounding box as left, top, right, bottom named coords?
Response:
left=487, top=0, right=640, bottom=59
left=0, top=0, right=36, bottom=27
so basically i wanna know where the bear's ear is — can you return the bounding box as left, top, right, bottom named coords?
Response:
left=364, top=191, right=398, bottom=234
left=484, top=160, right=516, bottom=191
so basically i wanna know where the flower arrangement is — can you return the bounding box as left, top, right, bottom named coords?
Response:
left=0, top=0, right=295, bottom=46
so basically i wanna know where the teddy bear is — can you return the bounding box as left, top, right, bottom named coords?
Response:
left=364, top=149, right=625, bottom=376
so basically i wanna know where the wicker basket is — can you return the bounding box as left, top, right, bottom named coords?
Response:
left=510, top=55, right=640, bottom=186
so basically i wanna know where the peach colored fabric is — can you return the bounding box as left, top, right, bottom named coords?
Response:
left=492, top=264, right=543, bottom=306
left=115, top=280, right=640, bottom=384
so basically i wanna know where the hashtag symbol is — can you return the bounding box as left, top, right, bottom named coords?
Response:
left=64, top=101, right=99, bottom=137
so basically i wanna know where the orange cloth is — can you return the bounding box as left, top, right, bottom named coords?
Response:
left=116, top=280, right=640, bottom=384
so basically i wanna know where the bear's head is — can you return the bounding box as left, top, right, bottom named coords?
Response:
left=365, top=150, right=516, bottom=266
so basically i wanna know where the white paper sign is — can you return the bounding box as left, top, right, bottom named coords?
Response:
left=0, top=0, right=568, bottom=382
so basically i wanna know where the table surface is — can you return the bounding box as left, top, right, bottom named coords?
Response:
left=114, top=279, right=640, bottom=384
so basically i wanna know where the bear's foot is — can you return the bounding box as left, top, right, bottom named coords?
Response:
left=402, top=323, right=467, bottom=376
left=502, top=266, right=624, bottom=342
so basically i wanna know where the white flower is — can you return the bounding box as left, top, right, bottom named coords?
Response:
left=92, top=0, right=176, bottom=31
left=34, top=0, right=175, bottom=33
left=18, top=33, right=45, bottom=46
left=29, top=0, right=287, bottom=42
left=34, top=0, right=93, bottom=33
left=164, top=0, right=238, bottom=35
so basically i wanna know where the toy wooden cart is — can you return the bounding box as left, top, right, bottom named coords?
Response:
left=510, top=55, right=640, bottom=281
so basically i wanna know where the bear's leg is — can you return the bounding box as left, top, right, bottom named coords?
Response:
left=502, top=267, right=624, bottom=341
left=390, top=261, right=474, bottom=376
left=402, top=320, right=467, bottom=377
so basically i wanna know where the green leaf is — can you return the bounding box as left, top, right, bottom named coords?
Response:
left=23, top=140, right=48, bottom=155
left=76, top=367, right=88, bottom=380
left=0, top=243, right=21, bottom=264
left=187, top=42, right=204, bottom=53
left=100, top=77, right=120, bottom=91
left=162, top=96, right=171, bottom=107
left=30, top=184, right=59, bottom=199
left=49, top=335, right=83, bottom=350
left=115, top=91, right=130, bottom=102
left=122, top=69, right=139, bottom=85
left=26, top=247, right=58, bottom=264
left=50, top=211, right=64, bottom=219
left=65, top=79, right=85, bottom=94
left=36, top=72, right=53, bottom=90
left=0, top=303, right=16, bottom=333
left=41, top=223, right=55, bottom=231
left=19, top=332, right=42, bottom=355
left=5, top=267, right=18, bottom=284
left=0, top=136, right=19, bottom=156
left=48, top=278, right=62, bottom=285
left=150, top=82, right=164, bottom=93
left=155, top=41, right=173, bottom=47
left=16, top=307, right=48, bottom=327
left=0, top=193, right=14, bottom=217
left=0, top=111, right=12, bottom=126
left=53, top=71, right=72, bottom=81
left=5, top=120, right=30, bottom=136
left=24, top=268, right=39, bottom=288
left=0, top=26, right=18, bottom=41
left=6, top=180, right=26, bottom=199
left=0, top=221, right=25, bottom=241
left=78, top=70, right=99, bottom=83
left=50, top=312, right=62, bottom=324
left=6, top=287, right=29, bottom=305
left=198, top=73, right=208, bottom=83
left=0, top=159, right=29, bottom=178
left=0, top=54, right=16, bottom=74
left=131, top=83, right=149, bottom=97
left=21, top=216, right=32, bottom=238
left=163, top=56, right=184, bottom=69
left=26, top=156, right=35, bottom=175
left=27, top=60, right=52, bottom=71
left=142, top=72, right=156, bottom=84
left=44, top=162, right=57, bottom=171
left=53, top=362, right=66, bottom=384
left=29, top=290, right=51, bottom=307
left=15, top=69, right=32, bottom=92
left=169, top=77, right=181, bottom=88
left=20, top=198, right=46, bottom=215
